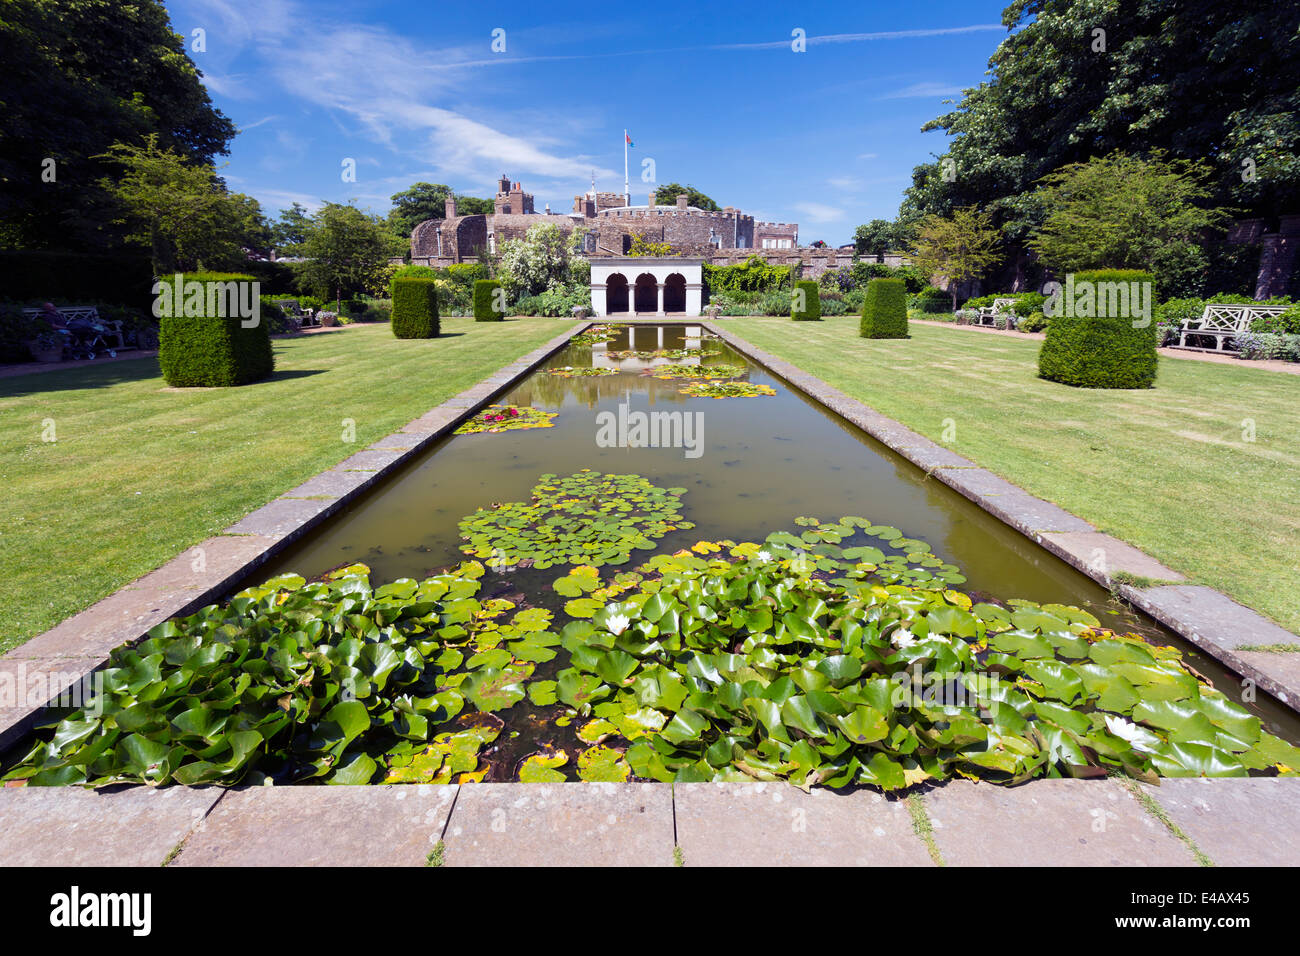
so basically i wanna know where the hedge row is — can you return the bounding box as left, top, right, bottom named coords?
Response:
left=860, top=278, right=909, bottom=339
left=1038, top=269, right=1158, bottom=388
left=791, top=280, right=821, bottom=321
left=392, top=277, right=440, bottom=338
left=157, top=273, right=273, bottom=387
left=474, top=279, right=504, bottom=321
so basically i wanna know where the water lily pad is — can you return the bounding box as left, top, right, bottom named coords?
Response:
left=576, top=745, right=630, bottom=782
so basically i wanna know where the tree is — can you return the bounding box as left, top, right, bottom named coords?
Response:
left=297, top=203, right=392, bottom=308
left=1027, top=152, right=1231, bottom=288
left=271, top=203, right=313, bottom=253
left=0, top=0, right=236, bottom=251
left=902, top=0, right=1300, bottom=237
left=497, top=223, right=583, bottom=298
left=652, top=183, right=720, bottom=211
left=97, top=136, right=266, bottom=273
left=853, top=220, right=904, bottom=261
left=386, top=182, right=494, bottom=236
left=910, top=207, right=1003, bottom=308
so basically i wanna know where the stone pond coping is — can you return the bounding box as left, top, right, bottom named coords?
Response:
left=1, top=316, right=1298, bottom=837
left=0, top=778, right=1296, bottom=867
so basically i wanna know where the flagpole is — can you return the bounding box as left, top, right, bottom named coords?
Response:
left=623, top=129, right=629, bottom=207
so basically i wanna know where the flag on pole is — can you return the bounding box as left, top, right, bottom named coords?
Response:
left=625, top=132, right=634, bottom=147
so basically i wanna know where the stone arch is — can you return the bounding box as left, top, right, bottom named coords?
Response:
left=606, top=273, right=629, bottom=313
left=663, top=273, right=686, bottom=313
left=634, top=273, right=658, bottom=313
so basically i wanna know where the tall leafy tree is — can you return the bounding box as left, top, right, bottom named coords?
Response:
left=0, top=0, right=236, bottom=250
left=271, top=203, right=313, bottom=253
left=98, top=136, right=266, bottom=273
left=652, top=183, right=720, bottom=211
left=297, top=203, right=392, bottom=306
left=853, top=219, right=906, bottom=261
left=902, top=1, right=1300, bottom=241
left=910, top=207, right=1003, bottom=308
left=1027, top=151, right=1231, bottom=289
left=386, top=182, right=493, bottom=236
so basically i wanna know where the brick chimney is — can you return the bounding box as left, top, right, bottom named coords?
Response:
left=445, top=195, right=457, bottom=218
left=676, top=194, right=688, bottom=210
left=649, top=192, right=655, bottom=208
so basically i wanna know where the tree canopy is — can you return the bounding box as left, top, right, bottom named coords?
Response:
left=386, top=182, right=494, bottom=236
left=652, top=183, right=720, bottom=211
left=98, top=136, right=266, bottom=273
left=0, top=0, right=236, bottom=250
left=901, top=0, right=1300, bottom=238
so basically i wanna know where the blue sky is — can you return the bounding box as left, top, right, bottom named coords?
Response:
left=163, top=0, right=1013, bottom=246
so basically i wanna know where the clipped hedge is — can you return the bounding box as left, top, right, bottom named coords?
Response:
left=791, top=280, right=821, bottom=320
left=157, top=273, right=274, bottom=387
left=1039, top=269, right=1157, bottom=388
left=391, top=277, right=440, bottom=338
left=859, top=278, right=909, bottom=338
left=474, top=279, right=504, bottom=321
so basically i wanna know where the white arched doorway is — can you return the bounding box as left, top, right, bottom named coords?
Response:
left=589, top=258, right=703, bottom=317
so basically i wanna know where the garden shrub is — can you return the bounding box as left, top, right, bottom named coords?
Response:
left=703, top=256, right=795, bottom=296
left=0, top=302, right=43, bottom=363
left=388, top=264, right=439, bottom=300
left=391, top=277, right=440, bottom=338
left=474, top=279, right=504, bottom=321
left=860, top=278, right=909, bottom=338
left=1234, top=331, right=1298, bottom=361
left=1249, top=304, right=1300, bottom=335
left=158, top=272, right=274, bottom=387
left=1153, top=297, right=1205, bottom=345
left=792, top=280, right=821, bottom=320
left=447, top=263, right=488, bottom=288
left=511, top=285, right=590, bottom=317
left=1018, top=312, right=1049, bottom=333
left=912, top=286, right=952, bottom=314
left=1038, top=269, right=1158, bottom=388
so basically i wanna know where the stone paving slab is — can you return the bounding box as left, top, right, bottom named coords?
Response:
left=1039, top=531, right=1186, bottom=580
left=367, top=434, right=420, bottom=452
left=172, top=785, right=457, bottom=867
left=279, top=468, right=376, bottom=500
left=674, top=782, right=932, bottom=866
left=223, top=496, right=336, bottom=538
left=1124, top=585, right=1300, bottom=654
left=0, top=786, right=220, bottom=867
left=1141, top=778, right=1300, bottom=866
left=335, top=448, right=408, bottom=472
left=442, top=783, right=674, bottom=867
left=934, top=466, right=1030, bottom=498
left=6, top=586, right=186, bottom=661
left=0, top=656, right=106, bottom=751
left=1236, top=650, right=1300, bottom=692
left=924, top=779, right=1197, bottom=866
left=895, top=443, right=975, bottom=471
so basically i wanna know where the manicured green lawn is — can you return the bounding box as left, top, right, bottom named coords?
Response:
left=0, top=318, right=569, bottom=653
left=726, top=316, right=1300, bottom=633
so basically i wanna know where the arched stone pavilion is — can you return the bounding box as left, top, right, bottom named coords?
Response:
left=590, top=257, right=703, bottom=316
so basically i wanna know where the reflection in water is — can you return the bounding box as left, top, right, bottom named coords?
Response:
left=256, top=324, right=1298, bottom=738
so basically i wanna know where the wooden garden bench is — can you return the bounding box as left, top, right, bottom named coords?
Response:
left=1176, top=303, right=1288, bottom=352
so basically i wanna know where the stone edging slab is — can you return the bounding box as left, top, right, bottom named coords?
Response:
left=1, top=778, right=1297, bottom=867
left=702, top=321, right=1300, bottom=713
left=0, top=321, right=585, bottom=751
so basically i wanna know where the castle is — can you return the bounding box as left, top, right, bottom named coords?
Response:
left=408, top=174, right=814, bottom=268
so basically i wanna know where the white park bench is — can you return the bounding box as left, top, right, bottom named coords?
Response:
left=23, top=305, right=127, bottom=351
left=974, top=298, right=1018, bottom=327
left=1176, top=303, right=1289, bottom=352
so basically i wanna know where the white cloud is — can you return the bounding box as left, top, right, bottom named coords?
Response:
left=877, top=82, right=965, bottom=100
left=793, top=202, right=845, bottom=223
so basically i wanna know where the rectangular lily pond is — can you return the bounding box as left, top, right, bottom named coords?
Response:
left=7, top=323, right=1299, bottom=788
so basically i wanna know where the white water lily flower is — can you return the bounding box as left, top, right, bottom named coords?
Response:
left=892, top=628, right=918, bottom=649
left=755, top=550, right=772, bottom=563
left=1105, top=715, right=1156, bottom=753
left=605, top=613, right=630, bottom=635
